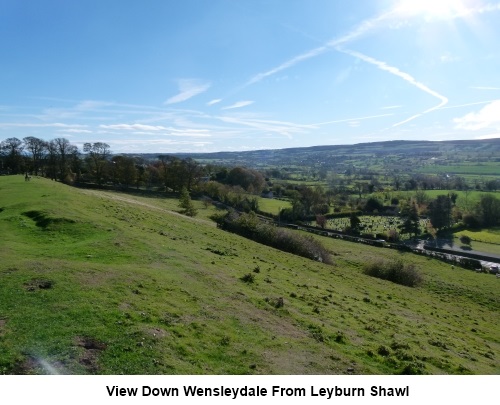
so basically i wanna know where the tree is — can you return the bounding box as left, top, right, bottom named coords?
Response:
left=316, top=215, right=327, bottom=229
left=23, top=136, right=48, bottom=175
left=112, top=155, right=137, bottom=188
left=227, top=167, right=265, bottom=193
left=398, top=202, right=420, bottom=238
left=84, top=142, right=111, bottom=185
left=157, top=156, right=202, bottom=192
left=364, top=197, right=384, bottom=213
left=0, top=137, right=25, bottom=174
left=449, top=192, right=458, bottom=206
left=485, top=179, right=500, bottom=192
left=178, top=187, right=197, bottom=217
left=354, top=182, right=365, bottom=198
left=349, top=213, right=361, bottom=233
left=392, top=175, right=402, bottom=191
left=462, top=213, right=481, bottom=229
left=183, top=157, right=202, bottom=192
left=46, top=140, right=59, bottom=180
left=427, top=195, right=452, bottom=231
left=477, top=194, right=500, bottom=226
left=290, top=190, right=305, bottom=220
left=53, top=138, right=78, bottom=182
left=414, top=189, right=429, bottom=206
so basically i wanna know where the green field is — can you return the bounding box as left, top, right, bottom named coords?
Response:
left=257, top=197, right=291, bottom=215
left=454, top=228, right=500, bottom=245
left=417, top=162, right=500, bottom=176
left=0, top=176, right=499, bottom=375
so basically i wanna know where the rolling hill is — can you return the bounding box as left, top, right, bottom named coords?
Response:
left=0, top=175, right=498, bottom=374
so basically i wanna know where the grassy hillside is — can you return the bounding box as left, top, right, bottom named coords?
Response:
left=0, top=175, right=499, bottom=375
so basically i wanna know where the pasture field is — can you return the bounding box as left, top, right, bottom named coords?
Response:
left=257, top=197, right=291, bottom=216
left=417, top=162, right=500, bottom=176
left=454, top=228, right=500, bottom=245
left=380, top=189, right=494, bottom=204
left=0, top=175, right=499, bottom=375
left=452, top=239, right=500, bottom=256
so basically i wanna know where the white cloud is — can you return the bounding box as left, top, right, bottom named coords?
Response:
left=111, top=138, right=213, bottom=149
left=57, top=128, right=93, bottom=134
left=470, top=86, right=500, bottom=90
left=75, top=100, right=113, bottom=110
left=100, top=124, right=167, bottom=131
left=167, top=128, right=211, bottom=137
left=165, top=79, right=211, bottom=105
left=453, top=99, right=500, bottom=130
left=217, top=116, right=310, bottom=139
left=0, top=122, right=87, bottom=129
left=309, top=113, right=394, bottom=126
left=207, top=99, right=222, bottom=106
left=221, top=101, right=254, bottom=110
left=474, top=133, right=500, bottom=140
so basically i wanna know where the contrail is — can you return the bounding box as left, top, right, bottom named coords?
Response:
left=337, top=48, right=448, bottom=126
left=243, top=1, right=500, bottom=90
left=245, top=10, right=395, bottom=87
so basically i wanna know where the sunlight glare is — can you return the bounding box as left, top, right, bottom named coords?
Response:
left=395, top=0, right=470, bottom=19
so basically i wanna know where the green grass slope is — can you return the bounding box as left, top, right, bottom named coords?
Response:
left=0, top=176, right=499, bottom=375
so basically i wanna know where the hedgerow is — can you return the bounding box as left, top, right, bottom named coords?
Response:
left=212, top=210, right=332, bottom=264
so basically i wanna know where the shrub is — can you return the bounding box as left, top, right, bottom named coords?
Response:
left=178, top=187, right=198, bottom=217
left=400, top=361, right=426, bottom=375
left=459, top=235, right=472, bottom=245
left=462, top=214, right=481, bottom=229
left=265, top=297, right=284, bottom=308
left=364, top=197, right=384, bottom=213
left=240, top=273, right=255, bottom=283
left=377, top=345, right=391, bottom=356
left=215, top=211, right=333, bottom=264
left=363, top=259, right=423, bottom=287
left=334, top=331, right=347, bottom=344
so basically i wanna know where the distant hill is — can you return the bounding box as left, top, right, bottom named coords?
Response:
left=127, top=139, right=500, bottom=168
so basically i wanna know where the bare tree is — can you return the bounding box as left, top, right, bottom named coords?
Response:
left=0, top=137, right=24, bottom=174
left=53, top=138, right=78, bottom=182
left=84, top=142, right=111, bottom=185
left=23, top=136, right=48, bottom=175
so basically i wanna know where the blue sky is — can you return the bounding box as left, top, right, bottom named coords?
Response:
left=1, top=0, right=500, bottom=153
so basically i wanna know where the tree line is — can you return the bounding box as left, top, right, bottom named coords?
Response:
left=0, top=137, right=268, bottom=195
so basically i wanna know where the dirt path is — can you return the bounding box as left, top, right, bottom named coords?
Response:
left=78, top=189, right=215, bottom=226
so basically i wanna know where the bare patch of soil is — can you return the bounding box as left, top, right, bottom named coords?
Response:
left=23, top=278, right=55, bottom=291
left=75, top=336, right=107, bottom=373
left=144, top=327, right=168, bottom=339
